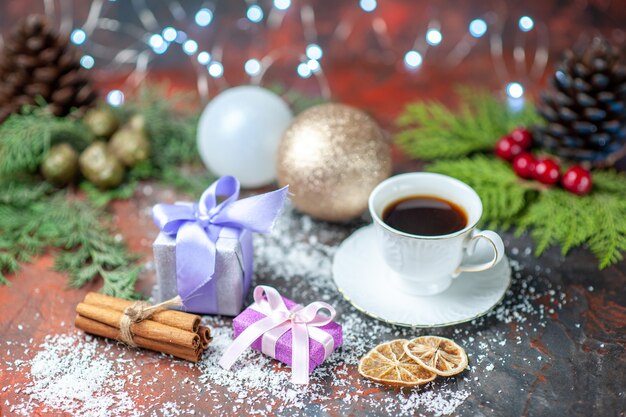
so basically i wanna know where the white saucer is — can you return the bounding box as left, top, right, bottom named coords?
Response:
left=332, top=225, right=511, bottom=327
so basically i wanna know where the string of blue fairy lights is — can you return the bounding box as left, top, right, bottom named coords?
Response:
left=45, top=0, right=551, bottom=107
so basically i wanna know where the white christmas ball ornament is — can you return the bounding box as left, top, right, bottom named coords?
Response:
left=197, top=86, right=293, bottom=188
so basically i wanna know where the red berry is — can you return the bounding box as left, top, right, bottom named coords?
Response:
left=561, top=166, right=592, bottom=195
left=533, top=158, right=561, bottom=185
left=495, top=136, right=523, bottom=161
left=512, top=153, right=536, bottom=179
left=510, top=127, right=533, bottom=149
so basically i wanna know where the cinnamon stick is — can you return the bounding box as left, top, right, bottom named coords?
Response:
left=75, top=315, right=201, bottom=362
left=76, top=302, right=200, bottom=349
left=199, top=326, right=212, bottom=348
left=84, top=292, right=200, bottom=333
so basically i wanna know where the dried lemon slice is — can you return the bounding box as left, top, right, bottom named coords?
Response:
left=403, top=336, right=468, bottom=377
left=358, top=339, right=437, bottom=387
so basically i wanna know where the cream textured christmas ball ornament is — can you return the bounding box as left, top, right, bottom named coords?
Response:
left=197, top=86, right=293, bottom=188
left=277, top=103, right=392, bottom=221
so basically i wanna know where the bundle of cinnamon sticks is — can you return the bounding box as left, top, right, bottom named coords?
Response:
left=75, top=292, right=211, bottom=362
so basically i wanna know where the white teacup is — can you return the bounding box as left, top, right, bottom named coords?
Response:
left=368, top=173, right=505, bottom=296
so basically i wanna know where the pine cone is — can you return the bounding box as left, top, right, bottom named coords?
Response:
left=0, top=15, right=98, bottom=123
left=535, top=37, right=626, bottom=167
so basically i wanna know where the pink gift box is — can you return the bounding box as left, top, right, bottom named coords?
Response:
left=232, top=295, right=343, bottom=373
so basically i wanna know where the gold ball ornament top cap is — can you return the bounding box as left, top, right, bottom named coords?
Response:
left=277, top=103, right=392, bottom=222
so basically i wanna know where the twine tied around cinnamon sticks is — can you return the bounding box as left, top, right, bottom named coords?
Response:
left=75, top=292, right=212, bottom=362
left=119, top=296, right=183, bottom=346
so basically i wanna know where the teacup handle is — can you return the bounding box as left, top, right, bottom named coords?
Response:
left=453, top=230, right=505, bottom=276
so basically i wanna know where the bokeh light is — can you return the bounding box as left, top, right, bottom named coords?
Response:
left=162, top=27, right=177, bottom=42
left=426, top=29, right=442, bottom=46
left=182, top=39, right=198, bottom=55
left=297, top=62, right=312, bottom=78
left=469, top=19, right=487, bottom=38
left=306, top=44, right=323, bottom=60
left=307, top=59, right=320, bottom=72
left=404, top=50, right=423, bottom=69
left=80, top=55, right=95, bottom=69
left=274, top=0, right=291, bottom=11
left=519, top=16, right=534, bottom=32
left=360, top=0, right=377, bottom=12
left=208, top=62, right=224, bottom=78
left=70, top=29, right=86, bottom=45
left=244, top=59, right=262, bottom=76
left=506, top=82, right=524, bottom=99
left=106, top=90, right=125, bottom=107
left=197, top=51, right=211, bottom=65
left=247, top=5, right=264, bottom=23
left=195, top=8, right=213, bottom=27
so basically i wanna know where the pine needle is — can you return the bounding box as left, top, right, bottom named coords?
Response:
left=0, top=110, right=92, bottom=175
left=117, top=86, right=200, bottom=170
left=395, top=88, right=540, bottom=160
left=80, top=180, right=138, bottom=207
left=0, top=181, right=140, bottom=297
left=586, top=195, right=626, bottom=268
left=516, top=171, right=626, bottom=268
left=516, top=190, right=594, bottom=255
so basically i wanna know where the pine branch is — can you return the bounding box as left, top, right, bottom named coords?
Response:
left=586, top=194, right=626, bottom=268
left=395, top=88, right=540, bottom=160
left=592, top=170, right=626, bottom=194
left=0, top=114, right=53, bottom=174
left=100, top=267, right=142, bottom=300
left=50, top=198, right=140, bottom=296
left=145, top=108, right=199, bottom=169
left=577, top=171, right=626, bottom=266
left=80, top=180, right=138, bottom=207
left=0, top=178, right=52, bottom=205
left=0, top=183, right=140, bottom=298
left=118, top=86, right=200, bottom=170
left=0, top=111, right=92, bottom=175
left=517, top=187, right=626, bottom=268
left=516, top=189, right=594, bottom=255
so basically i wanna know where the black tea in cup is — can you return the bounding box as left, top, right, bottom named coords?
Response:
left=382, top=195, right=467, bottom=236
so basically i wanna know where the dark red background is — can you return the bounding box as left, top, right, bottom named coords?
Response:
left=1, top=1, right=625, bottom=416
